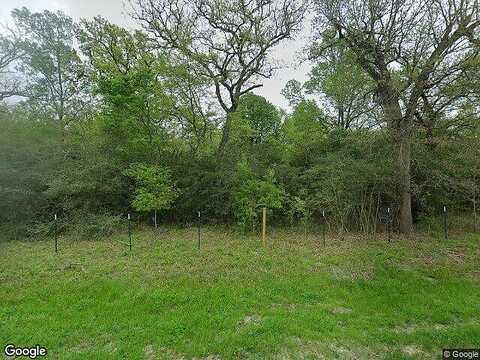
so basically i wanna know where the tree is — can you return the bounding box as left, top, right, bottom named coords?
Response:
left=227, top=93, right=285, bottom=177
left=0, top=35, right=23, bottom=100
left=283, top=100, right=328, bottom=165
left=124, top=164, right=178, bottom=228
left=282, top=34, right=378, bottom=130
left=233, top=164, right=285, bottom=231
left=313, top=0, right=480, bottom=233
left=79, top=16, right=216, bottom=154
left=131, top=0, right=307, bottom=151
left=305, top=30, right=378, bottom=129
left=11, top=7, right=86, bottom=125
left=281, top=80, right=305, bottom=108
left=236, top=93, right=281, bottom=144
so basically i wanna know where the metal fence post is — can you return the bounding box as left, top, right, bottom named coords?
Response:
left=322, top=210, right=326, bottom=247
left=262, top=206, right=267, bottom=246
left=128, top=213, right=132, bottom=251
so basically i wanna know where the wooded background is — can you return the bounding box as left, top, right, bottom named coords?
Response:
left=1, top=0, right=479, bottom=240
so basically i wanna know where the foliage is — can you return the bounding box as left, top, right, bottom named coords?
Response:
left=44, top=116, right=128, bottom=215
left=0, top=5, right=479, bottom=240
left=233, top=164, right=285, bottom=232
left=281, top=80, right=305, bottom=108
left=11, top=7, right=88, bottom=124
left=132, top=0, right=307, bottom=151
left=0, top=108, right=61, bottom=239
left=312, top=0, right=480, bottom=233
left=124, top=164, right=178, bottom=214
left=236, top=94, right=281, bottom=144
left=70, top=213, right=122, bottom=240
left=304, top=30, right=377, bottom=129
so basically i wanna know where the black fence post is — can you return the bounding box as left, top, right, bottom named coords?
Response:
left=197, top=211, right=201, bottom=250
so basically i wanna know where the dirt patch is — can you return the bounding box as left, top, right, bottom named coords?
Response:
left=151, top=347, right=221, bottom=360
left=402, top=345, right=422, bottom=356
left=445, top=249, right=467, bottom=264
left=156, top=347, right=187, bottom=360
left=273, top=337, right=327, bottom=359
left=104, top=341, right=117, bottom=353
left=392, top=322, right=450, bottom=335
left=57, top=262, right=87, bottom=273
left=271, top=303, right=297, bottom=311
left=144, top=345, right=156, bottom=360
left=469, top=271, right=480, bottom=280
left=329, top=344, right=358, bottom=359
left=331, top=266, right=374, bottom=281
left=69, top=341, right=93, bottom=353
left=239, top=314, right=262, bottom=326
left=332, top=306, right=352, bottom=314
left=276, top=338, right=384, bottom=360
left=392, top=323, right=417, bottom=334
left=433, top=323, right=448, bottom=331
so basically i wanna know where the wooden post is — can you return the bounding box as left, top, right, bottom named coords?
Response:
left=262, top=207, right=266, bottom=246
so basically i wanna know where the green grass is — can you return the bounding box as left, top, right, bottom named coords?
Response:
left=1, top=227, right=479, bottom=359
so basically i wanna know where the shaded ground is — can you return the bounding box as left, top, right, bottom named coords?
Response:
left=1, top=227, right=479, bottom=359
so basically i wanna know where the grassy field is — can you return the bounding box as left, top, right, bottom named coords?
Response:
left=1, top=227, right=479, bottom=359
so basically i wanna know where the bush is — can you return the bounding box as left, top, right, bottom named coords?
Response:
left=0, top=223, right=30, bottom=242
left=71, top=213, right=123, bottom=240
left=27, top=219, right=67, bottom=240
left=232, top=166, right=285, bottom=232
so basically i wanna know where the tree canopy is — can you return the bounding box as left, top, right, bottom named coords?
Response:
left=0, top=1, right=479, bottom=239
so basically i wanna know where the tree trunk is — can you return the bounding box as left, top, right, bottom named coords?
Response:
left=338, top=105, right=345, bottom=128
left=218, top=112, right=232, bottom=153
left=381, top=91, right=414, bottom=235
left=396, top=126, right=414, bottom=234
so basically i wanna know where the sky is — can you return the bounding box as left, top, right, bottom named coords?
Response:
left=0, top=0, right=312, bottom=110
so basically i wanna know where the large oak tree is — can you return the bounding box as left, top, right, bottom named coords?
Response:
left=313, top=0, right=480, bottom=233
left=131, top=0, right=307, bottom=151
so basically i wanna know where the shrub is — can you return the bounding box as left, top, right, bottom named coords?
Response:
left=71, top=213, right=123, bottom=240
left=233, top=167, right=285, bottom=232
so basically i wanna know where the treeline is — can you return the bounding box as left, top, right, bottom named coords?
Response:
left=0, top=1, right=479, bottom=240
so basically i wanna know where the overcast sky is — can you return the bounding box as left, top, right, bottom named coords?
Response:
left=0, top=0, right=312, bottom=110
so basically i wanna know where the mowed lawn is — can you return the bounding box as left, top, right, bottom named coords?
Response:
left=1, top=227, right=479, bottom=359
